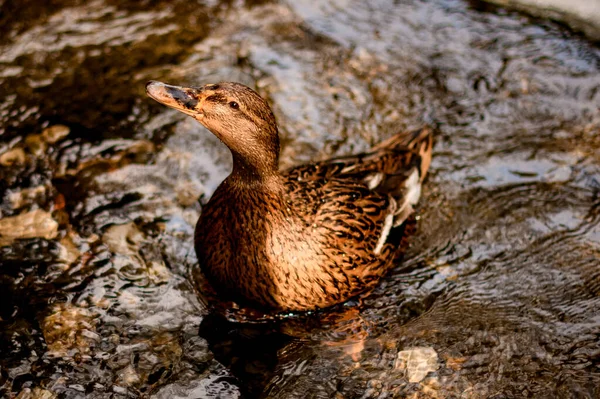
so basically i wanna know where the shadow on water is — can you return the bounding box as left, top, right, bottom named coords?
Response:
left=1, top=0, right=600, bottom=397
left=198, top=315, right=291, bottom=398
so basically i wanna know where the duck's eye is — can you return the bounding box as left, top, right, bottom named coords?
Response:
left=229, top=101, right=239, bottom=110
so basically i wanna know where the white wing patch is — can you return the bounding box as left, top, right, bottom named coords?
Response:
left=373, top=169, right=423, bottom=254
left=365, top=172, right=384, bottom=190
left=374, top=197, right=397, bottom=255
left=404, top=169, right=421, bottom=206
left=341, top=164, right=358, bottom=174
left=393, top=169, right=422, bottom=227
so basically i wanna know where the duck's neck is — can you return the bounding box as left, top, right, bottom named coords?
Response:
left=228, top=126, right=281, bottom=186
left=225, top=133, right=284, bottom=195
left=226, top=166, right=285, bottom=207
left=230, top=153, right=279, bottom=183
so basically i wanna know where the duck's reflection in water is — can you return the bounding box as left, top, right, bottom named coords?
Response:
left=198, top=305, right=371, bottom=397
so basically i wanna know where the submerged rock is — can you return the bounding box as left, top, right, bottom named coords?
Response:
left=41, top=303, right=99, bottom=357
left=15, top=388, right=57, bottom=399
left=0, top=147, right=26, bottom=166
left=395, top=347, right=440, bottom=383
left=8, top=185, right=49, bottom=210
left=0, top=209, right=58, bottom=246
left=42, top=125, right=70, bottom=144
left=24, top=134, right=47, bottom=156
left=102, top=222, right=146, bottom=256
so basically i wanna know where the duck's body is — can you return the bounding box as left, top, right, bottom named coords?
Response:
left=146, top=81, right=432, bottom=312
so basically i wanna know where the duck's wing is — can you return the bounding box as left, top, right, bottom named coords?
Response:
left=279, top=128, right=432, bottom=297
left=281, top=172, right=412, bottom=298
left=284, top=127, right=433, bottom=230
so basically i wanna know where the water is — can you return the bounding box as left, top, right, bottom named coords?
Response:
left=0, top=0, right=599, bottom=397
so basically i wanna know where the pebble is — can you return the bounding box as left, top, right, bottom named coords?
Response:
left=16, top=388, right=57, bottom=399
left=8, top=185, right=47, bottom=210
left=0, top=209, right=58, bottom=246
left=24, top=134, right=47, bottom=156
left=0, top=147, right=26, bottom=166
left=102, top=222, right=145, bottom=256
left=42, top=125, right=70, bottom=143
left=394, top=346, right=440, bottom=383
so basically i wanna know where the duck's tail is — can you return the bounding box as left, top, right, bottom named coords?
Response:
left=372, top=126, right=434, bottom=182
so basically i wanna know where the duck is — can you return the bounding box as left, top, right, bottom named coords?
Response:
left=146, top=80, right=433, bottom=312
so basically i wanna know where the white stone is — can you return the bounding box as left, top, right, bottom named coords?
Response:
left=395, top=346, right=440, bottom=383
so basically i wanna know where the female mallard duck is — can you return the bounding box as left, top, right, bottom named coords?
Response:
left=146, top=81, right=433, bottom=312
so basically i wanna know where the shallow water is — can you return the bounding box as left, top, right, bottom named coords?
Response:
left=1, top=0, right=599, bottom=397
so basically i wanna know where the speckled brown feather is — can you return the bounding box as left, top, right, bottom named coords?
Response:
left=146, top=80, right=433, bottom=312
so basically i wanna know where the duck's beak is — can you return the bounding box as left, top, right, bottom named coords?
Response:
left=145, top=80, right=201, bottom=117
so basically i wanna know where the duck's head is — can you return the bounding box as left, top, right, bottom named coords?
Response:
left=146, top=80, right=280, bottom=180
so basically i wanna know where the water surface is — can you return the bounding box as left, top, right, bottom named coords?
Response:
left=0, top=0, right=599, bottom=397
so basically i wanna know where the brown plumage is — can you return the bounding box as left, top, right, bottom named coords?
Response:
left=146, top=81, right=433, bottom=312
